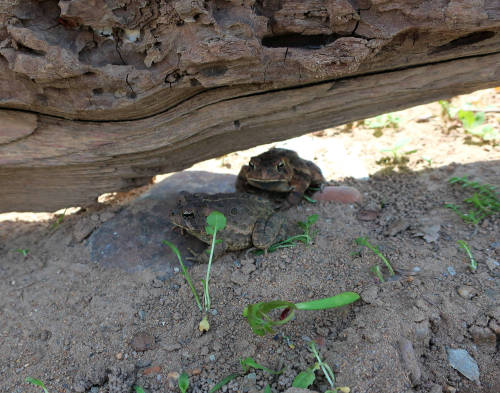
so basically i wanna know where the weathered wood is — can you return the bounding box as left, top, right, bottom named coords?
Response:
left=0, top=0, right=500, bottom=212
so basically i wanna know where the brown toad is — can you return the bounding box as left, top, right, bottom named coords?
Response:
left=236, top=148, right=325, bottom=209
left=169, top=192, right=284, bottom=262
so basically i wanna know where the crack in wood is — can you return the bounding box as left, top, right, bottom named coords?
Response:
left=0, top=48, right=500, bottom=126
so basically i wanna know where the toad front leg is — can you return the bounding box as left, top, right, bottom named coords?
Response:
left=252, top=213, right=284, bottom=251
left=188, top=241, right=229, bottom=263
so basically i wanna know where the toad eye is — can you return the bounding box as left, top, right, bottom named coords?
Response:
left=248, top=161, right=255, bottom=169
left=182, top=211, right=195, bottom=218
left=277, top=161, right=285, bottom=170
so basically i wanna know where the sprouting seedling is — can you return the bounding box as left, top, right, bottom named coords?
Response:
left=163, top=240, right=202, bottom=311
left=457, top=240, right=477, bottom=272
left=209, top=357, right=283, bottom=393
left=378, top=139, right=417, bottom=165
left=457, top=110, right=485, bottom=132
left=243, top=292, right=360, bottom=336
left=51, top=208, right=67, bottom=230
left=25, top=377, right=49, bottom=393
left=370, top=265, right=385, bottom=282
left=421, top=157, right=433, bottom=167
left=445, top=176, right=499, bottom=224
left=178, top=371, right=189, bottom=393
left=355, top=237, right=394, bottom=278
left=164, top=211, right=227, bottom=332
left=134, top=386, right=146, bottom=393
left=365, top=113, right=401, bottom=130
left=254, top=214, right=318, bottom=255
left=456, top=109, right=499, bottom=143
left=15, top=248, right=29, bottom=257
left=292, top=342, right=350, bottom=393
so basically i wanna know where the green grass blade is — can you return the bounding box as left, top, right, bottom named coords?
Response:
left=457, top=240, right=477, bottom=271
left=178, top=371, right=189, bottom=393
left=25, top=377, right=49, bottom=393
left=264, top=384, right=272, bottom=393
left=163, top=240, right=202, bottom=311
left=371, top=265, right=385, bottom=282
left=303, top=195, right=317, bottom=204
left=134, top=386, right=146, bottom=393
left=240, top=357, right=284, bottom=375
left=295, top=292, right=360, bottom=310
left=209, top=374, right=240, bottom=393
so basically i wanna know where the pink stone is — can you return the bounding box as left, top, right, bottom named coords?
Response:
left=312, top=186, right=363, bottom=204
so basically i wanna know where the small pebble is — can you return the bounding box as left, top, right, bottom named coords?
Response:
left=144, top=365, right=161, bottom=375
left=130, top=331, right=155, bottom=352
left=90, top=387, right=99, bottom=393
left=210, top=309, right=218, bottom=315
left=233, top=260, right=241, bottom=268
left=115, top=352, right=123, bottom=360
left=191, top=368, right=202, bottom=375
left=447, top=266, right=457, bottom=276
left=312, top=186, right=363, bottom=204
left=446, top=348, right=480, bottom=381
left=360, top=285, right=379, bottom=304
left=173, top=267, right=180, bottom=273
left=209, top=354, right=216, bottom=362
left=457, top=285, right=478, bottom=299
left=231, top=270, right=249, bottom=286
left=138, top=310, right=146, bottom=321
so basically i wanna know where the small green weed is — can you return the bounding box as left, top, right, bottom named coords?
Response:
left=178, top=371, right=189, bottom=393
left=370, top=265, right=385, bottom=283
left=355, top=237, right=395, bottom=280
left=134, top=386, right=146, bottom=393
left=420, top=156, right=433, bottom=167
left=365, top=113, right=401, bottom=137
left=243, top=292, right=360, bottom=336
left=164, top=211, right=227, bottom=332
left=255, top=214, right=318, bottom=254
left=438, top=100, right=498, bottom=143
left=209, top=357, right=283, bottom=393
left=376, top=138, right=417, bottom=167
left=25, top=377, right=49, bottom=393
left=445, top=176, right=499, bottom=224
left=51, top=208, right=67, bottom=230
left=292, top=342, right=350, bottom=393
left=15, top=248, right=29, bottom=257
left=457, top=240, right=477, bottom=272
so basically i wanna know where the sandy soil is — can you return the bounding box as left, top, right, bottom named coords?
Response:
left=0, top=89, right=499, bottom=393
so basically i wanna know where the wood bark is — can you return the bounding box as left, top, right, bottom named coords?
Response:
left=0, top=0, right=499, bottom=212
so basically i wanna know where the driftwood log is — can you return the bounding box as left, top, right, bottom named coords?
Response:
left=0, top=0, right=499, bottom=212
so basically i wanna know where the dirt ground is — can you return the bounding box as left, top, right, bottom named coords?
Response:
left=0, top=89, right=499, bottom=393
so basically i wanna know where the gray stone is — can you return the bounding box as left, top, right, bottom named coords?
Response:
left=457, top=285, right=478, bottom=299
left=360, top=285, right=379, bottom=304
left=130, top=331, right=155, bottom=352
left=88, top=171, right=236, bottom=274
left=446, top=348, right=480, bottom=381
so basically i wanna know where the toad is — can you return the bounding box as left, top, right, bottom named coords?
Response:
left=169, top=192, right=284, bottom=262
left=236, top=148, right=325, bottom=209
